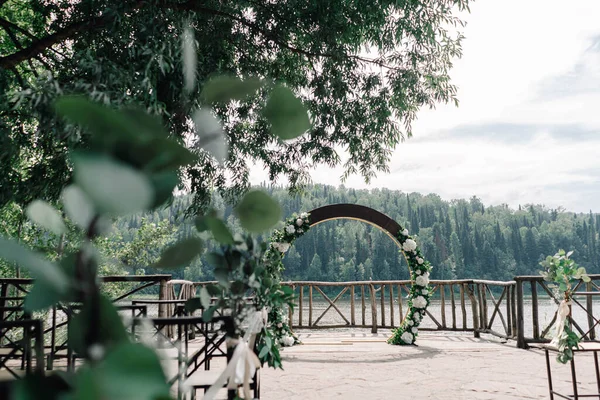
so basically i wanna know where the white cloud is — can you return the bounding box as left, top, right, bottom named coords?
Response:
left=250, top=0, right=600, bottom=212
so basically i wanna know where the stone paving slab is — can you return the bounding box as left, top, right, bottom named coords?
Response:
left=260, top=331, right=599, bottom=400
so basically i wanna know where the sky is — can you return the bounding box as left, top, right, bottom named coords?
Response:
left=250, top=0, right=600, bottom=213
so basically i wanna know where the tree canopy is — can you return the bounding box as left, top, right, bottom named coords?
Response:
left=0, top=0, right=469, bottom=211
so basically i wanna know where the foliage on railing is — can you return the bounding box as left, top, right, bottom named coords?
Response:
left=540, top=250, right=591, bottom=363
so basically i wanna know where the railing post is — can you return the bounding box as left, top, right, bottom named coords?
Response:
left=466, top=282, right=479, bottom=338
left=516, top=278, right=527, bottom=349
left=350, top=285, right=355, bottom=326
left=298, top=285, right=303, bottom=327
left=308, top=285, right=313, bottom=327
left=380, top=284, right=386, bottom=327
left=158, top=277, right=168, bottom=318
left=587, top=281, right=595, bottom=340
left=369, top=284, right=377, bottom=333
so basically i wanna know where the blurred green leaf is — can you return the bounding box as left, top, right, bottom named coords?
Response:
left=185, top=297, right=202, bottom=313
left=0, top=237, right=68, bottom=293
left=202, top=305, right=217, bottom=322
left=55, top=97, right=142, bottom=145
left=234, top=190, right=282, bottom=233
left=73, top=153, right=154, bottom=215
left=214, top=267, right=230, bottom=288
left=196, top=216, right=234, bottom=245
left=182, top=25, right=197, bottom=94
left=153, top=237, right=203, bottom=269
left=199, top=286, right=211, bottom=309
left=24, top=280, right=65, bottom=312
left=25, top=200, right=66, bottom=235
left=68, top=295, right=129, bottom=356
left=61, top=185, right=95, bottom=230
left=206, top=253, right=227, bottom=269
left=96, top=343, right=170, bottom=400
left=201, top=76, right=263, bottom=104
left=192, top=109, right=228, bottom=163
left=148, top=171, right=179, bottom=208
left=263, top=85, right=311, bottom=140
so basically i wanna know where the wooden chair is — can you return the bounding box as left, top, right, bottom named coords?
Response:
left=0, top=319, right=44, bottom=379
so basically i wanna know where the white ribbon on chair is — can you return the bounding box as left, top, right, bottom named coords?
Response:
left=550, top=299, right=571, bottom=348
left=203, top=309, right=266, bottom=400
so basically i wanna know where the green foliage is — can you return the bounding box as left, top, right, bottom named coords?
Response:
left=153, top=237, right=203, bottom=269
left=234, top=190, right=283, bottom=233
left=201, top=75, right=264, bottom=104
left=540, top=250, right=590, bottom=364
left=0, top=0, right=469, bottom=212
left=540, top=250, right=591, bottom=293
left=263, top=85, right=311, bottom=140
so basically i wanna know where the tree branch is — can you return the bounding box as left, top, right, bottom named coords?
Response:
left=0, top=2, right=145, bottom=70
left=171, top=2, right=403, bottom=71
left=0, top=18, right=38, bottom=42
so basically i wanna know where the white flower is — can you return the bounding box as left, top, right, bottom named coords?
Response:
left=300, top=212, right=308, bottom=218
left=272, top=242, right=290, bottom=253
left=415, top=269, right=422, bottom=275
left=402, top=229, right=409, bottom=236
left=296, top=218, right=303, bottom=227
left=285, top=225, right=296, bottom=234
left=412, top=296, right=427, bottom=309
left=415, top=274, right=429, bottom=287
left=402, top=239, right=417, bottom=252
left=411, top=327, right=418, bottom=334
left=417, top=257, right=424, bottom=265
left=406, top=319, right=414, bottom=326
left=413, top=312, right=422, bottom=322
left=281, top=336, right=295, bottom=347
left=298, top=229, right=303, bottom=234
left=401, top=332, right=413, bottom=344
left=277, top=323, right=282, bottom=328
left=422, top=289, right=428, bottom=295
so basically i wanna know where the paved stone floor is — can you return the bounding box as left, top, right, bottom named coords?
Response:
left=260, top=330, right=600, bottom=400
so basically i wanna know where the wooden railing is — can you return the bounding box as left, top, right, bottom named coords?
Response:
left=514, top=275, right=600, bottom=349
left=280, top=279, right=518, bottom=341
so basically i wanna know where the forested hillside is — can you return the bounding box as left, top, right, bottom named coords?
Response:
left=104, top=185, right=600, bottom=282
left=3, top=185, right=598, bottom=282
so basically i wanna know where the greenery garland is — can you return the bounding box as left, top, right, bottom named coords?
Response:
left=263, top=212, right=312, bottom=346
left=387, top=228, right=433, bottom=345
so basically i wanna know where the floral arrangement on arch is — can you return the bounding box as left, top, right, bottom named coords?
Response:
left=387, top=227, right=433, bottom=346
left=264, top=212, right=311, bottom=276
left=262, top=212, right=311, bottom=347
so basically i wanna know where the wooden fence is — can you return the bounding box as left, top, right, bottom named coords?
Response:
left=514, top=274, right=600, bottom=349
left=280, top=279, right=517, bottom=340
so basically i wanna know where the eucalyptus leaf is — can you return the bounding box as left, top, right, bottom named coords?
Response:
left=181, top=25, right=197, bottom=94
left=55, top=96, right=141, bottom=145
left=185, top=297, right=202, bottom=313
left=68, top=295, right=129, bottom=356
left=192, top=109, right=228, bottom=163
left=0, top=237, right=68, bottom=293
left=196, top=216, right=234, bottom=245
left=24, top=281, right=65, bottom=312
left=199, top=287, right=211, bottom=309
left=72, top=153, right=154, bottom=215
left=97, top=343, right=170, bottom=400
left=25, top=200, right=66, bottom=235
left=214, top=267, right=230, bottom=288
left=234, top=190, right=282, bottom=233
left=201, top=75, right=263, bottom=104
left=258, top=346, right=269, bottom=359
left=61, top=185, right=95, bottom=230
left=263, top=85, right=311, bottom=140
left=153, top=237, right=203, bottom=269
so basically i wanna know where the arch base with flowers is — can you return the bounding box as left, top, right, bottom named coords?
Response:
left=264, top=208, right=432, bottom=346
